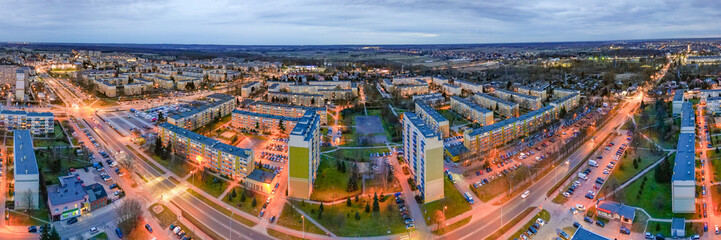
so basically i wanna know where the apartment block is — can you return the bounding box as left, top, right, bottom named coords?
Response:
left=553, top=88, right=581, bottom=98
left=412, top=93, right=446, bottom=107
left=288, top=112, right=321, bottom=199
left=414, top=101, right=450, bottom=138
left=15, top=67, right=27, bottom=101
left=672, top=102, right=695, bottom=213
left=673, top=89, right=685, bottom=115
left=463, top=105, right=557, bottom=155
left=516, top=86, right=548, bottom=101
left=494, top=89, right=542, bottom=110
left=450, top=96, right=494, bottom=126
left=158, top=123, right=255, bottom=179
left=402, top=113, right=444, bottom=203
left=0, top=110, right=54, bottom=135
left=123, top=82, right=145, bottom=95
left=396, top=84, right=429, bottom=97
left=96, top=80, right=117, bottom=97
left=246, top=101, right=327, bottom=125
left=241, top=81, right=261, bottom=98
left=549, top=92, right=580, bottom=111
left=231, top=109, right=300, bottom=134
left=454, top=79, right=483, bottom=93
left=267, top=91, right=326, bottom=107
left=0, top=65, right=16, bottom=85
left=14, top=130, right=40, bottom=210
left=167, top=93, right=237, bottom=130
left=442, top=83, right=462, bottom=96
left=471, top=93, right=520, bottom=117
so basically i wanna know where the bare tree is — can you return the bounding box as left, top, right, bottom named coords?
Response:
left=23, top=190, right=35, bottom=210
left=117, top=152, right=135, bottom=170
left=115, top=199, right=143, bottom=234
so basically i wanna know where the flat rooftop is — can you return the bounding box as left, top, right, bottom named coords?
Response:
left=451, top=96, right=492, bottom=114
left=415, top=101, right=448, bottom=124
left=672, top=132, right=696, bottom=181
left=14, top=130, right=39, bottom=176
left=404, top=112, right=440, bottom=139
left=570, top=227, right=611, bottom=240
left=673, top=89, right=684, bottom=101
left=680, top=102, right=695, bottom=129
left=290, top=111, right=319, bottom=141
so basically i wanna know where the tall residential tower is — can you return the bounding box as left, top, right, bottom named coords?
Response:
left=288, top=112, right=321, bottom=199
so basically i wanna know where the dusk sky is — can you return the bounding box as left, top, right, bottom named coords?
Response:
left=1, top=0, right=720, bottom=45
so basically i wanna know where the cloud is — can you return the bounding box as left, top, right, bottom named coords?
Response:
left=0, top=0, right=719, bottom=44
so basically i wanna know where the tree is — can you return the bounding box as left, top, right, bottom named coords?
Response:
left=434, top=210, right=446, bottom=234
left=346, top=197, right=352, bottom=207
left=40, top=224, right=50, bottom=240
left=115, top=199, right=143, bottom=234
left=157, top=111, right=165, bottom=123
left=49, top=227, right=60, bottom=240
left=240, top=190, right=247, bottom=202
left=355, top=211, right=361, bottom=220
left=279, top=119, right=285, bottom=132
left=154, top=137, right=163, bottom=156
left=654, top=157, right=673, bottom=183
left=372, top=193, right=380, bottom=213
left=310, top=98, right=316, bottom=106
left=365, top=202, right=371, bottom=213
left=186, top=81, right=196, bottom=91
left=318, top=202, right=324, bottom=219
left=23, top=190, right=35, bottom=210
left=251, top=198, right=257, bottom=207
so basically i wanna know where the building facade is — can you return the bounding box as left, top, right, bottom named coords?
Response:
left=471, top=93, right=520, bottom=117
left=158, top=123, right=255, bottom=179
left=246, top=101, right=327, bottom=125
left=402, top=113, right=444, bottom=203
left=14, top=130, right=40, bottom=210
left=0, top=110, right=54, bottom=135
left=450, top=96, right=494, bottom=126
left=494, top=89, right=542, bottom=110
left=288, top=112, right=321, bottom=199
left=516, top=86, right=548, bottom=101
left=414, top=101, right=450, bottom=138
left=231, top=109, right=300, bottom=134
left=48, top=176, right=89, bottom=221
left=167, top=93, right=237, bottom=130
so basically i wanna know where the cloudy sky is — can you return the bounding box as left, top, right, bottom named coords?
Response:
left=1, top=0, right=720, bottom=45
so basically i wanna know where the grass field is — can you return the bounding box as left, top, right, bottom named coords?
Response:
left=607, top=142, right=666, bottom=185
left=422, top=179, right=472, bottom=225
left=36, top=150, right=90, bottom=185
left=310, top=156, right=361, bottom=201
left=277, top=203, right=326, bottom=234
left=189, top=170, right=230, bottom=197
left=292, top=195, right=407, bottom=237
left=434, top=216, right=471, bottom=235
left=222, top=186, right=267, bottom=216
left=148, top=203, right=177, bottom=228
left=619, top=156, right=698, bottom=219
left=437, top=109, right=470, bottom=127
left=331, top=147, right=390, bottom=162
left=148, top=152, right=192, bottom=177
left=267, top=228, right=304, bottom=240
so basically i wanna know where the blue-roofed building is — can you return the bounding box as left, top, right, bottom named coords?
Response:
left=13, top=130, right=40, bottom=210
left=0, top=110, right=54, bottom=135
left=412, top=93, right=445, bottom=107
left=167, top=93, right=237, bottom=130
left=450, top=96, right=494, bottom=126
left=570, top=227, right=611, bottom=240
left=246, top=100, right=328, bottom=125
left=673, top=102, right=696, bottom=213
left=671, top=218, right=685, bottom=238
left=463, top=105, right=556, bottom=155
left=415, top=101, right=450, bottom=137
left=48, top=175, right=89, bottom=221
left=288, top=112, right=321, bottom=199
left=402, top=112, right=444, bottom=202
left=157, top=123, right=254, bottom=179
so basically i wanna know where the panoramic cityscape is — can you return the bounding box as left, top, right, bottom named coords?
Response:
left=1, top=1, right=721, bottom=240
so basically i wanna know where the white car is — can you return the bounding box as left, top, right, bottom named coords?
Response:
left=90, top=227, right=98, bottom=233
left=576, top=204, right=585, bottom=211
left=521, top=190, right=531, bottom=199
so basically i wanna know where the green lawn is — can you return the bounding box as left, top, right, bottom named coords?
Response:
left=434, top=216, right=471, bottom=235
left=509, top=209, right=550, bottom=240
left=607, top=142, right=666, bottom=184
left=91, top=232, right=108, bottom=240
left=8, top=209, right=49, bottom=226
left=277, top=202, right=326, bottom=234
left=437, top=109, right=469, bottom=126
left=708, top=150, right=721, bottom=182
left=148, top=151, right=191, bottom=177
left=422, top=179, right=472, bottom=225
left=331, top=147, right=390, bottom=162
left=186, top=189, right=257, bottom=227
left=646, top=221, right=672, bottom=237
left=619, top=156, right=698, bottom=219
left=268, top=229, right=304, bottom=240
left=148, top=204, right=177, bottom=228
left=222, top=186, right=267, bottom=216
left=36, top=150, right=91, bottom=185
left=125, top=145, right=166, bottom=174
left=292, top=195, right=407, bottom=237
left=310, top=157, right=361, bottom=201
left=189, top=170, right=230, bottom=198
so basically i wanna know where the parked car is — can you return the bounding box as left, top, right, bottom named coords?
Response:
left=66, top=217, right=78, bottom=225
left=115, top=228, right=124, bottom=238
left=145, top=224, right=153, bottom=233
left=620, top=227, right=630, bottom=234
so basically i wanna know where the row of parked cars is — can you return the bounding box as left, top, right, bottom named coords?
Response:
left=518, top=218, right=545, bottom=240
left=260, top=151, right=287, bottom=164
left=394, top=193, right=415, bottom=230
left=265, top=143, right=287, bottom=152
left=469, top=163, right=522, bottom=189
left=169, top=224, right=192, bottom=239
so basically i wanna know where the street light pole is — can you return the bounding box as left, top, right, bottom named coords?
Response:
left=302, top=215, right=305, bottom=240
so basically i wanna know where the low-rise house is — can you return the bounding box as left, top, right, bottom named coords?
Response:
left=48, top=176, right=89, bottom=221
